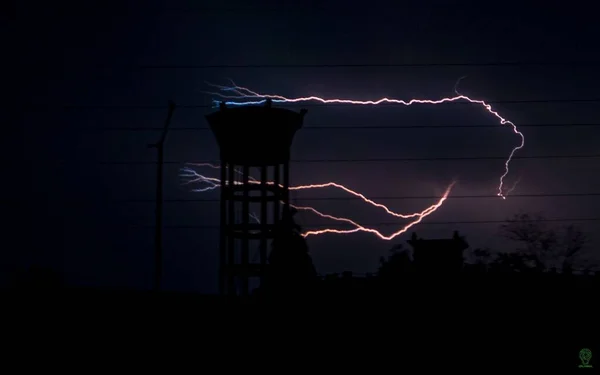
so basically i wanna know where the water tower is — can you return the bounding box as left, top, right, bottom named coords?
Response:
left=206, top=99, right=308, bottom=296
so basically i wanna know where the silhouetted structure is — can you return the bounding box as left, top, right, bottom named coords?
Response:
left=148, top=101, right=176, bottom=292
left=261, top=207, right=318, bottom=297
left=407, top=231, right=468, bottom=274
left=378, top=245, right=415, bottom=281
left=206, top=99, right=307, bottom=296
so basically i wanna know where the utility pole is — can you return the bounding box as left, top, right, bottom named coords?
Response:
left=148, top=100, right=176, bottom=292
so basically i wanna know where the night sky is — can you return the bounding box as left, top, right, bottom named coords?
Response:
left=15, top=1, right=600, bottom=293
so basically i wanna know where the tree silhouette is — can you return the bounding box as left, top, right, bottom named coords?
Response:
left=561, top=224, right=587, bottom=270
left=468, top=248, right=492, bottom=273
left=488, top=252, right=542, bottom=273
left=473, top=248, right=491, bottom=260
left=500, top=212, right=587, bottom=271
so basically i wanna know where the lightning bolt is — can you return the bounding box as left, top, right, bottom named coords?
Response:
left=203, top=79, right=525, bottom=199
left=249, top=212, right=261, bottom=223
left=181, top=163, right=263, bottom=226
left=180, top=163, right=455, bottom=240
left=504, top=176, right=522, bottom=197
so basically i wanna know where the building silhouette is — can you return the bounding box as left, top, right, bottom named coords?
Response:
left=407, top=231, right=468, bottom=274
left=206, top=99, right=308, bottom=296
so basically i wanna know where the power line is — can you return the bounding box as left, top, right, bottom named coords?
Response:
left=27, top=5, right=421, bottom=16
left=94, top=123, right=600, bottom=131
left=93, top=218, right=600, bottom=229
left=20, top=98, right=600, bottom=111
left=28, top=192, right=600, bottom=205
left=21, top=61, right=600, bottom=69
left=113, top=192, right=600, bottom=203
left=138, top=62, right=600, bottom=69
left=98, top=154, right=600, bottom=165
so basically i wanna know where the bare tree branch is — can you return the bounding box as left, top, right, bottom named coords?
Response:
left=500, top=212, right=587, bottom=270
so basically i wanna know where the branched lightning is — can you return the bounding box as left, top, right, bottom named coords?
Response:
left=203, top=79, right=525, bottom=199
left=180, top=163, right=455, bottom=240
left=182, top=79, right=525, bottom=240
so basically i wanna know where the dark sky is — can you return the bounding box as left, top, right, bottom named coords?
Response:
left=14, top=0, right=600, bottom=293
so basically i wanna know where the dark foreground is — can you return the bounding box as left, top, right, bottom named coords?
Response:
left=3, top=275, right=598, bottom=371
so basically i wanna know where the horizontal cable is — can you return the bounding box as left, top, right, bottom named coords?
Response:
left=98, top=154, right=600, bottom=165
left=111, top=192, right=600, bottom=203
left=137, top=62, right=600, bottom=69
left=82, top=218, right=600, bottom=229
left=19, top=60, right=600, bottom=68
left=93, top=123, right=600, bottom=131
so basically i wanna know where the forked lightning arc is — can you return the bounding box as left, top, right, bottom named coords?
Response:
left=180, top=163, right=455, bottom=240
left=180, top=80, right=525, bottom=240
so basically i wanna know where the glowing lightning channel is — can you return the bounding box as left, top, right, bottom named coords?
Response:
left=181, top=163, right=263, bottom=224
left=203, top=79, right=525, bottom=199
left=249, top=212, right=261, bottom=223
left=180, top=163, right=455, bottom=240
left=183, top=163, right=445, bottom=219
